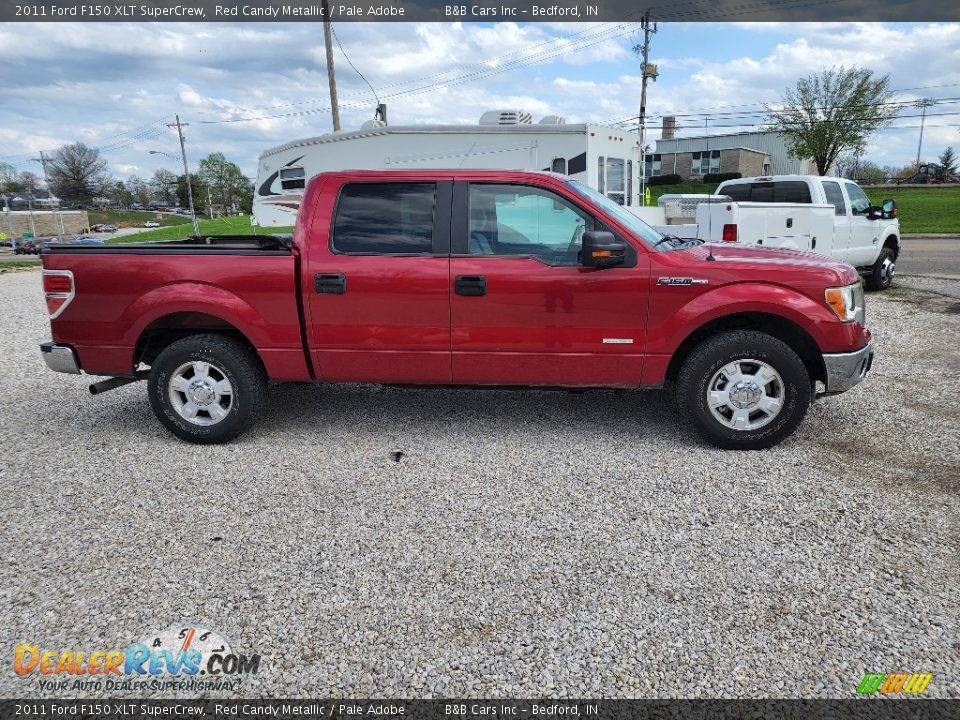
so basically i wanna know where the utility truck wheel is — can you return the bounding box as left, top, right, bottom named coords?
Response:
left=148, top=334, right=266, bottom=444
left=866, top=247, right=896, bottom=291
left=677, top=330, right=811, bottom=450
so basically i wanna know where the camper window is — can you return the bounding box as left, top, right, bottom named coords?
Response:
left=280, top=166, right=306, bottom=190
left=597, top=157, right=605, bottom=194
left=627, top=161, right=633, bottom=206
left=606, top=158, right=625, bottom=205
left=551, top=157, right=567, bottom=174
left=332, top=182, right=436, bottom=255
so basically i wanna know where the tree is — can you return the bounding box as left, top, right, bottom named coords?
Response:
left=150, top=168, right=178, bottom=205
left=765, top=66, right=899, bottom=176
left=47, top=142, right=108, bottom=204
left=939, top=146, right=957, bottom=177
left=176, top=174, right=205, bottom=214
left=18, top=171, right=41, bottom=196
left=0, top=163, right=24, bottom=194
left=126, top=175, right=150, bottom=206
left=197, top=152, right=247, bottom=216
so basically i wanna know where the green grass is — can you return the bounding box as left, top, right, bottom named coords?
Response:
left=88, top=210, right=192, bottom=229
left=108, top=215, right=293, bottom=243
left=0, top=260, right=41, bottom=271
left=863, top=186, right=960, bottom=234
left=643, top=182, right=960, bottom=234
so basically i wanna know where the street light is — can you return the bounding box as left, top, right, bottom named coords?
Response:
left=149, top=149, right=200, bottom=237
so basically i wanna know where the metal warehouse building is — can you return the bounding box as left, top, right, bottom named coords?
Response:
left=649, top=119, right=830, bottom=180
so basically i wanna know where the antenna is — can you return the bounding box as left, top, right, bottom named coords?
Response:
left=704, top=115, right=715, bottom=261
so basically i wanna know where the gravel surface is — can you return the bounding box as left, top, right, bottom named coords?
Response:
left=1, top=269, right=957, bottom=699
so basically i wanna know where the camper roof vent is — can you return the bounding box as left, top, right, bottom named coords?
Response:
left=361, top=119, right=387, bottom=131
left=539, top=115, right=566, bottom=125
left=479, top=110, right=533, bottom=126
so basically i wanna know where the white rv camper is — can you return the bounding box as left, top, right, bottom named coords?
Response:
left=253, top=111, right=643, bottom=228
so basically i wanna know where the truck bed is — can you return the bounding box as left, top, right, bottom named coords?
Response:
left=40, top=233, right=308, bottom=381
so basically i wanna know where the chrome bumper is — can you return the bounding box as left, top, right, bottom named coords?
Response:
left=40, top=342, right=80, bottom=374
left=822, top=341, right=874, bottom=394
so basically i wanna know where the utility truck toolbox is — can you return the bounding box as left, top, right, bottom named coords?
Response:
left=40, top=170, right=874, bottom=450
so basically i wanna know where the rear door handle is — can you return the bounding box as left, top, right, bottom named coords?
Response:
left=455, top=275, right=487, bottom=297
left=315, top=273, right=346, bottom=294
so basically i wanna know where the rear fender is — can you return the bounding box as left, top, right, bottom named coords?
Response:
left=123, top=282, right=273, bottom=349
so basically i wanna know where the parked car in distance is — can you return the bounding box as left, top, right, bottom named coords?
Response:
left=39, top=169, right=875, bottom=450
left=14, top=239, right=40, bottom=254
left=101, top=224, right=118, bottom=232
left=71, top=236, right=105, bottom=245
left=143, top=221, right=160, bottom=228
left=89, top=224, right=107, bottom=232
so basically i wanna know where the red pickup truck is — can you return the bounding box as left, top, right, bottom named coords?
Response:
left=39, top=170, right=874, bottom=450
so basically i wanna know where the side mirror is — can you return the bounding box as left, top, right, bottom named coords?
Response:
left=581, top=230, right=627, bottom=268
left=881, top=198, right=898, bottom=219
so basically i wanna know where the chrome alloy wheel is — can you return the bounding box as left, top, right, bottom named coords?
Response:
left=168, top=360, right=233, bottom=426
left=706, top=359, right=785, bottom=431
left=880, top=256, right=896, bottom=284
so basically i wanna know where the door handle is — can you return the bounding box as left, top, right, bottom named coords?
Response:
left=455, top=275, right=487, bottom=297
left=315, top=273, right=346, bottom=294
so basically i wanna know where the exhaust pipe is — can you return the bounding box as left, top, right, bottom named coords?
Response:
left=89, top=376, right=142, bottom=395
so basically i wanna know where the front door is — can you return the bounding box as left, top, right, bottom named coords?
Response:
left=843, top=181, right=880, bottom=266
left=305, top=179, right=453, bottom=383
left=450, top=181, right=649, bottom=386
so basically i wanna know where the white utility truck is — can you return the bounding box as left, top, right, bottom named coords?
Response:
left=648, top=175, right=900, bottom=290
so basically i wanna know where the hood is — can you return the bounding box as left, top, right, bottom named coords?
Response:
left=681, top=243, right=860, bottom=285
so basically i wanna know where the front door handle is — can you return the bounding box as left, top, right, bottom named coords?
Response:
left=315, top=273, right=346, bottom=294
left=455, top=275, right=487, bottom=297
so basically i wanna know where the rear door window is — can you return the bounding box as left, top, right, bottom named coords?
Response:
left=822, top=181, right=847, bottom=215
left=332, top=183, right=436, bottom=254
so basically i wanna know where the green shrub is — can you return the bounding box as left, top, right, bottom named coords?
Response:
left=648, top=174, right=683, bottom=186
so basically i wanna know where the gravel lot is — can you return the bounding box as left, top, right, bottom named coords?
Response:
left=1, top=269, right=957, bottom=699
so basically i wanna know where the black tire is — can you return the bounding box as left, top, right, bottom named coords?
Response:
left=676, top=330, right=812, bottom=450
left=865, top=246, right=896, bottom=291
left=148, top=334, right=267, bottom=444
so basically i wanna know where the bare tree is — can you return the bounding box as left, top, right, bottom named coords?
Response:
left=765, top=67, right=899, bottom=176
left=48, top=142, right=108, bottom=203
left=150, top=168, right=179, bottom=205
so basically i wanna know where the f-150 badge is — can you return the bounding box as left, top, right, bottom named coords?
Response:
left=657, top=277, right=709, bottom=286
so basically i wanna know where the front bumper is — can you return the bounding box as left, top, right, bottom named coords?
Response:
left=821, top=341, right=874, bottom=394
left=40, top=342, right=81, bottom=374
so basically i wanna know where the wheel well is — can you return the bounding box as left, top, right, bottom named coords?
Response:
left=134, top=312, right=259, bottom=368
left=665, top=312, right=825, bottom=385
left=884, top=235, right=900, bottom=259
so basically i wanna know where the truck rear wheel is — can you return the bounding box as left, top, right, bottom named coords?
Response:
left=147, top=334, right=267, bottom=444
left=866, top=246, right=895, bottom=291
left=677, top=330, right=811, bottom=450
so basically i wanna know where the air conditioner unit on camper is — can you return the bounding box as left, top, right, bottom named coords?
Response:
left=539, top=115, right=567, bottom=125
left=479, top=110, right=534, bottom=126
left=361, top=119, right=387, bottom=131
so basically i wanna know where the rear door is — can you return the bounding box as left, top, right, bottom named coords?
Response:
left=449, top=179, right=649, bottom=386
left=820, top=179, right=851, bottom=260
left=303, top=177, right=453, bottom=383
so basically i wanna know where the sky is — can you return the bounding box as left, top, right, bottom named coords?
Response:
left=1, top=21, right=958, bottom=184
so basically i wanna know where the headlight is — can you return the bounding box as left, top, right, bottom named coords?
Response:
left=825, top=282, right=865, bottom=324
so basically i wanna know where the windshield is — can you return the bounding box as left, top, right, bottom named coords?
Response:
left=566, top=180, right=664, bottom=248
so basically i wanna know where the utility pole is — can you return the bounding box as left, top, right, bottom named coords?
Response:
left=914, top=98, right=934, bottom=175
left=32, top=149, right=65, bottom=237
left=322, top=0, right=341, bottom=132
left=167, top=115, right=201, bottom=237
left=636, top=11, right=658, bottom=205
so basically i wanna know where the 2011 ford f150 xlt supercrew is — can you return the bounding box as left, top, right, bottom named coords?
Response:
left=39, top=170, right=874, bottom=450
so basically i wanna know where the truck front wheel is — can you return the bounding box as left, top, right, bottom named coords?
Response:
left=677, top=330, right=812, bottom=450
left=147, top=334, right=267, bottom=444
left=866, top=246, right=896, bottom=291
